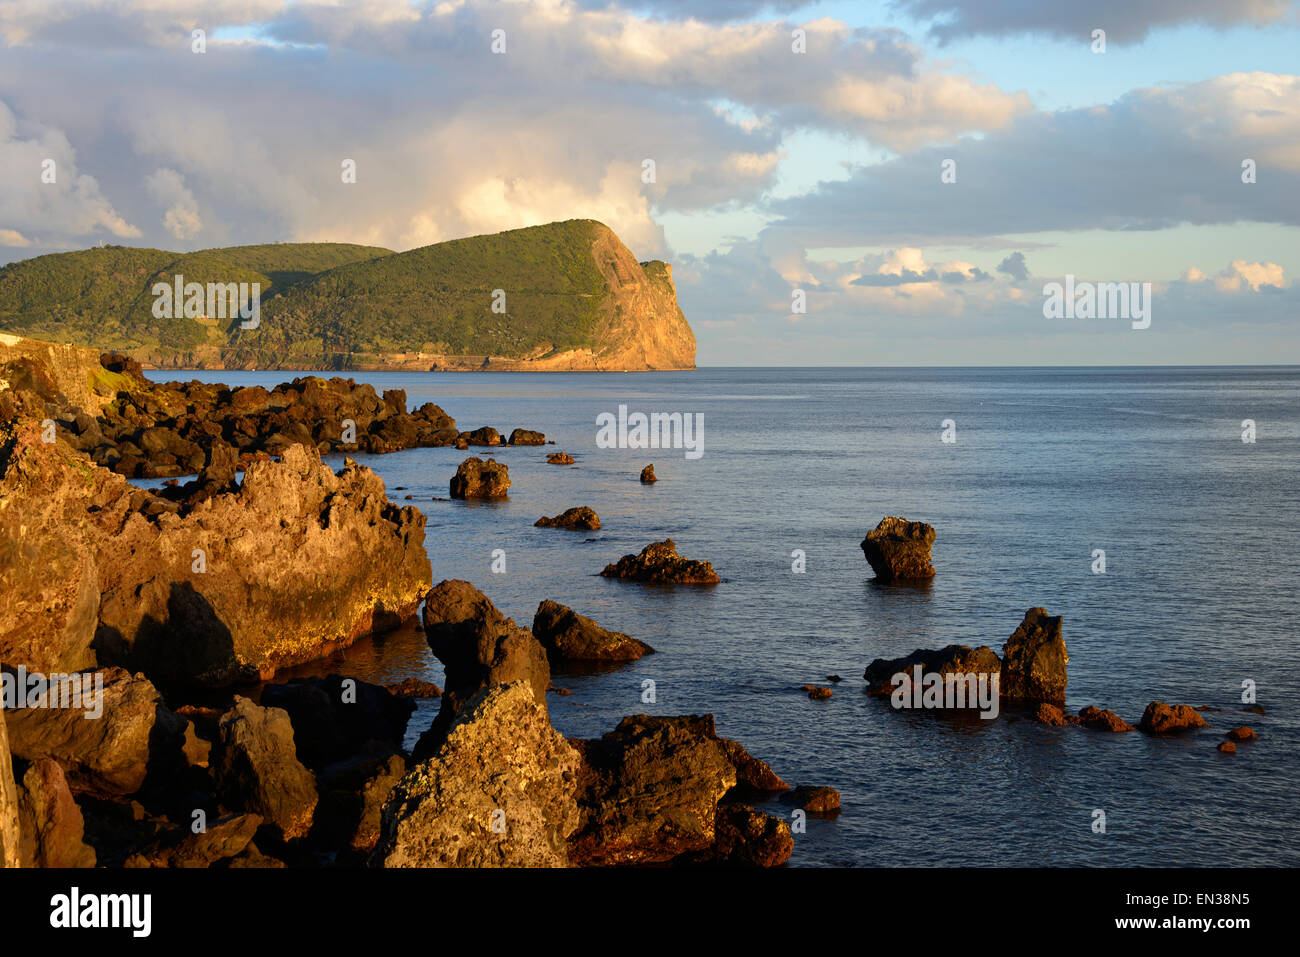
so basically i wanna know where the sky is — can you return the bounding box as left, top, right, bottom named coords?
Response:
left=1, top=0, right=1297, bottom=365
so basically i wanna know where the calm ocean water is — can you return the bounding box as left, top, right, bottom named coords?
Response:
left=153, top=366, right=1300, bottom=867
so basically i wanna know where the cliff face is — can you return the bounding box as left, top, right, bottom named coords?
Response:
left=0, top=333, right=125, bottom=413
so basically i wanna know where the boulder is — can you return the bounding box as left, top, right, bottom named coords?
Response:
left=710, top=805, right=793, bottom=867
left=0, top=710, right=17, bottom=867
left=374, top=682, right=581, bottom=868
left=1000, top=608, right=1068, bottom=705
left=599, top=539, right=720, bottom=584
left=717, top=738, right=789, bottom=797
left=123, top=813, right=262, bottom=868
left=384, top=678, right=441, bottom=699
left=782, top=785, right=841, bottom=814
left=1138, top=702, right=1209, bottom=735
left=211, top=697, right=318, bottom=841
left=1217, top=741, right=1236, bottom=754
left=569, top=714, right=736, bottom=866
left=415, top=581, right=550, bottom=756
left=462, top=426, right=502, bottom=447
left=259, top=675, right=414, bottom=770
left=16, top=757, right=97, bottom=867
left=509, top=429, right=546, bottom=446
left=640, top=464, right=657, bottom=484
left=545, top=452, right=575, bottom=465
left=863, top=645, right=1001, bottom=699
left=316, top=748, right=407, bottom=857
left=449, top=456, right=510, bottom=499
left=1225, top=726, right=1257, bottom=742
left=859, top=517, right=935, bottom=583
left=3, top=667, right=185, bottom=796
left=532, top=601, right=655, bottom=662
left=1034, top=702, right=1073, bottom=726
left=1078, top=706, right=1134, bottom=732
left=806, top=686, right=833, bottom=700
left=535, top=506, right=600, bottom=530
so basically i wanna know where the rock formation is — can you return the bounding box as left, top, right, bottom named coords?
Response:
left=16, top=758, right=97, bottom=868
left=531, top=600, right=655, bottom=662
left=863, top=645, right=1002, bottom=698
left=860, top=516, right=935, bottom=583
left=449, top=456, right=510, bottom=499
left=546, top=452, right=575, bottom=465
left=535, top=506, right=600, bottom=529
left=1138, top=702, right=1209, bottom=734
left=1001, top=608, right=1068, bottom=705
left=600, top=539, right=719, bottom=584
left=1078, top=706, right=1134, bottom=732
left=0, top=709, right=19, bottom=867
left=509, top=429, right=546, bottom=445
left=640, top=464, right=657, bottom=484
left=212, top=696, right=319, bottom=841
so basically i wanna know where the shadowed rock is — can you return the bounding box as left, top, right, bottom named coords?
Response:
left=1078, top=706, right=1134, bottom=732
left=709, top=805, right=793, bottom=867
left=532, top=601, right=655, bottom=662
left=535, top=506, right=599, bottom=530
left=123, top=813, right=262, bottom=868
left=860, top=516, right=935, bottom=583
left=600, top=539, right=719, bottom=584
left=1001, top=608, right=1068, bottom=705
left=640, top=464, right=657, bottom=484
left=863, top=645, right=1001, bottom=699
left=15, top=757, right=97, bottom=867
left=449, top=456, right=510, bottom=499
left=0, top=710, right=17, bottom=867
left=212, top=697, right=318, bottom=842
left=260, top=675, right=414, bottom=770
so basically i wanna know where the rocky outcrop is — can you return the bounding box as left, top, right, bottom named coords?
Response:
left=1034, top=703, right=1074, bottom=726
left=1138, top=702, right=1208, bottom=734
left=783, top=785, right=840, bottom=815
left=4, top=668, right=185, bottom=797
left=531, top=601, right=655, bottom=662
left=260, top=676, right=414, bottom=770
left=860, top=517, right=935, bottom=583
left=1078, top=706, right=1134, bottom=732
left=462, top=426, right=501, bottom=447
left=123, top=813, right=263, bottom=868
left=415, top=581, right=550, bottom=757
left=569, top=714, right=736, bottom=866
left=1001, top=608, right=1068, bottom=705
left=374, top=682, right=581, bottom=868
left=316, top=748, right=407, bottom=858
left=545, top=452, right=575, bottom=465
left=509, top=429, right=546, bottom=445
left=535, top=506, right=599, bottom=530
left=0, top=416, right=431, bottom=686
left=212, top=696, right=319, bottom=841
left=16, top=758, right=97, bottom=868
left=863, top=645, right=1001, bottom=698
left=0, top=709, right=21, bottom=867
left=710, top=805, right=793, bottom=867
left=639, top=464, right=657, bottom=484
left=449, top=456, right=510, bottom=499
left=600, top=539, right=720, bottom=584
left=718, top=739, right=790, bottom=797
left=1226, top=726, right=1257, bottom=741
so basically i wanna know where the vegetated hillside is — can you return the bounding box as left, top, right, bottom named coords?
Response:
left=0, top=221, right=697, bottom=371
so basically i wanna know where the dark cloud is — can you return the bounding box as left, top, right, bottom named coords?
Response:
left=997, top=251, right=1028, bottom=279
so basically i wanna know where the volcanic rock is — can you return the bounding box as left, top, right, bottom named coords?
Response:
left=535, top=506, right=600, bottom=530
left=509, top=429, right=546, bottom=446
left=859, top=516, right=935, bottom=583
left=863, top=645, right=1001, bottom=699
left=1001, top=608, right=1068, bottom=705
left=781, top=785, right=840, bottom=815
left=1078, top=706, right=1134, bottom=732
left=1225, top=726, right=1257, bottom=741
left=531, top=601, right=655, bottom=662
left=449, top=456, right=510, bottom=499
left=0, top=709, right=18, bottom=867
left=545, top=452, right=575, bottom=465
left=599, top=539, right=719, bottom=584
left=1138, top=702, right=1209, bottom=735
left=710, top=805, right=793, bottom=867
left=259, top=675, right=414, bottom=770
left=16, top=757, right=97, bottom=868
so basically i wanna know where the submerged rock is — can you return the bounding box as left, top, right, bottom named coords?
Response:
left=863, top=645, right=1002, bottom=699
left=782, top=785, right=841, bottom=815
left=374, top=682, right=581, bottom=868
left=709, top=805, right=793, bottom=867
left=1078, top=706, right=1134, bottom=732
left=600, top=539, right=720, bottom=584
left=1001, top=608, right=1068, bottom=705
left=532, top=600, right=655, bottom=662
left=1138, top=702, right=1209, bottom=735
left=860, top=517, right=935, bottom=583
left=1218, top=741, right=1236, bottom=754
left=535, top=506, right=600, bottom=530
left=1225, top=726, right=1257, bottom=741
left=449, top=456, right=510, bottom=499
left=384, top=678, right=442, bottom=699
left=545, top=452, right=575, bottom=465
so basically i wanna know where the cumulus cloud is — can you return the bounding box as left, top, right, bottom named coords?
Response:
left=145, top=168, right=203, bottom=239
left=997, top=251, right=1029, bottom=279
left=892, top=0, right=1297, bottom=44
left=1212, top=259, right=1287, bottom=291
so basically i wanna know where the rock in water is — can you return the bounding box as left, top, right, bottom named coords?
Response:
left=1138, top=702, right=1209, bottom=734
left=599, top=539, right=720, bottom=584
left=462, top=426, right=501, bottom=447
left=16, top=758, right=97, bottom=868
left=863, top=645, right=1002, bottom=699
left=781, top=785, right=841, bottom=815
left=640, top=464, right=657, bottom=484
left=710, top=805, right=794, bottom=867
left=414, top=581, right=550, bottom=757
left=1078, top=706, right=1134, bottom=732
left=535, top=506, right=600, bottom=530
left=449, top=456, right=510, bottom=499
left=0, top=709, right=20, bottom=867
left=568, top=714, right=736, bottom=865
left=374, top=682, right=581, bottom=868
left=532, top=600, right=655, bottom=662
left=1226, top=726, right=1257, bottom=741
left=212, top=697, right=319, bottom=842
left=1000, top=608, right=1068, bottom=705
left=859, top=516, right=935, bottom=583
left=545, top=452, right=575, bottom=465
left=510, top=429, right=546, bottom=446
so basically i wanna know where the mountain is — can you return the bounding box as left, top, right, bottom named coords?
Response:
left=0, top=221, right=697, bottom=371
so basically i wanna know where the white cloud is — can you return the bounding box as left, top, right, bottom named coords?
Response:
left=145, top=167, right=203, bottom=239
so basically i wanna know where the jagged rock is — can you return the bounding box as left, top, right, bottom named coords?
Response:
left=863, top=645, right=1001, bottom=699
left=718, top=739, right=789, bottom=797
left=1078, top=706, right=1134, bottom=732
left=1034, top=703, right=1074, bottom=726
left=260, top=675, right=414, bottom=770
left=385, top=678, right=441, bottom=699
left=1138, top=702, right=1209, bottom=735
left=859, top=517, right=935, bottom=583
left=374, top=682, right=581, bottom=868
left=1, top=419, right=431, bottom=686
left=535, top=506, right=599, bottom=530
left=532, top=601, right=654, bottom=662
left=510, top=429, right=546, bottom=446
left=1001, top=608, right=1068, bottom=705
left=639, top=464, right=657, bottom=484
left=449, top=456, right=510, bottom=499
left=1225, top=726, right=1257, bottom=741
left=569, top=714, right=736, bottom=866
left=317, top=747, right=407, bottom=857
left=599, top=539, right=719, bottom=584
left=123, top=813, right=261, bottom=868
left=781, top=785, right=840, bottom=815
left=710, top=805, right=793, bottom=867
left=415, top=581, right=550, bottom=757
left=545, top=452, right=575, bottom=465
left=805, top=686, right=833, bottom=700
left=225, top=840, right=286, bottom=868
left=212, top=697, right=318, bottom=841
left=14, top=757, right=96, bottom=868
left=3, top=667, right=185, bottom=797
left=0, top=709, right=18, bottom=867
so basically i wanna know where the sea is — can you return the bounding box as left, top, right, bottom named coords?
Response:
left=146, top=366, right=1300, bottom=867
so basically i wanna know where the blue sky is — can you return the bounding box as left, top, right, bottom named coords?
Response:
left=2, top=0, right=1297, bottom=364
